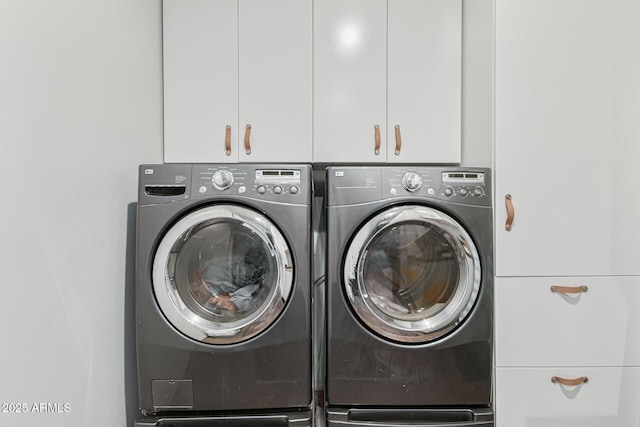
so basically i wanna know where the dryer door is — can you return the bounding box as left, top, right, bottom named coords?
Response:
left=153, top=205, right=293, bottom=344
left=344, top=205, right=481, bottom=343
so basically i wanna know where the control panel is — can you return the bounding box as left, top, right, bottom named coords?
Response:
left=190, top=165, right=309, bottom=204
left=254, top=169, right=302, bottom=196
left=387, top=168, right=490, bottom=205
left=440, top=171, right=486, bottom=200
left=327, top=167, right=491, bottom=207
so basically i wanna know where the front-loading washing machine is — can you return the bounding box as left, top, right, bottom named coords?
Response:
left=135, top=164, right=312, bottom=427
left=325, top=166, right=494, bottom=426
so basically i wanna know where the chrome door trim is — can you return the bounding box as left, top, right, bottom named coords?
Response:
left=343, top=205, right=481, bottom=343
left=153, top=204, right=294, bottom=344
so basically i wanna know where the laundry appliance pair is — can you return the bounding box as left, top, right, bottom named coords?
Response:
left=134, top=163, right=494, bottom=427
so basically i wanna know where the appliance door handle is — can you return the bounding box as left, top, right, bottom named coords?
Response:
left=374, top=124, right=381, bottom=155
left=394, top=125, right=402, bottom=155
left=505, top=194, right=515, bottom=231
left=551, top=285, right=588, bottom=294
left=343, top=408, right=492, bottom=426
left=224, top=125, right=232, bottom=156
left=244, top=124, right=252, bottom=155
left=552, top=376, right=589, bottom=386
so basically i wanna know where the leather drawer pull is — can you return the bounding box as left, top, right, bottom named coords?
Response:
left=551, top=285, right=588, bottom=294
left=224, top=125, right=232, bottom=156
left=394, top=125, right=402, bottom=155
left=374, top=124, right=381, bottom=155
left=244, top=124, right=252, bottom=155
left=505, top=194, right=514, bottom=231
left=551, top=376, right=588, bottom=386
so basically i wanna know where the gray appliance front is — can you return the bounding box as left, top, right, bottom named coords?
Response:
left=135, top=164, right=312, bottom=416
left=325, top=166, right=493, bottom=411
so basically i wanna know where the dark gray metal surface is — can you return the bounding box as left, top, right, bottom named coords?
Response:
left=135, top=164, right=312, bottom=419
left=325, top=166, right=494, bottom=420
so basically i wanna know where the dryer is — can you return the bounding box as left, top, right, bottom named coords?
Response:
left=325, top=166, right=494, bottom=426
left=135, top=164, right=312, bottom=427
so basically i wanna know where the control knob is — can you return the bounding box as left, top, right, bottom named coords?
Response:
left=212, top=170, right=234, bottom=191
left=401, top=172, right=423, bottom=192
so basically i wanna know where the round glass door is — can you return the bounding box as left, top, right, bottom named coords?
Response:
left=344, top=205, right=481, bottom=343
left=153, top=205, right=293, bottom=344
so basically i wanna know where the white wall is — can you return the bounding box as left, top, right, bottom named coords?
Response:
left=461, top=0, right=493, bottom=167
left=0, top=1, right=163, bottom=426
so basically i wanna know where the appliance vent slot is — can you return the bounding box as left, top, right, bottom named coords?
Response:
left=145, top=185, right=186, bottom=197
left=348, top=409, right=475, bottom=423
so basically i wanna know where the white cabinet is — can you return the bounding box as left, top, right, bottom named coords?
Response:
left=314, top=0, right=461, bottom=163
left=313, top=0, right=386, bottom=163
left=163, top=0, right=312, bottom=163
left=494, top=275, right=640, bottom=425
left=495, top=277, right=640, bottom=367
left=387, top=0, right=461, bottom=163
left=494, top=0, right=640, bottom=277
left=494, top=2, right=640, bottom=424
left=496, top=367, right=640, bottom=427
left=163, top=0, right=237, bottom=163
left=238, top=0, right=312, bottom=163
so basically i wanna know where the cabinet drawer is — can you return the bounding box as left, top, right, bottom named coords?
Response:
left=496, top=367, right=640, bottom=427
left=496, top=276, right=640, bottom=367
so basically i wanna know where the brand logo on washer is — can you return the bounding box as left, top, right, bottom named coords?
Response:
left=335, top=171, right=344, bottom=177
left=144, top=169, right=154, bottom=175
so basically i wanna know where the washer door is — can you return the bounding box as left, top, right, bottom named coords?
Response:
left=344, top=205, right=481, bottom=343
left=153, top=205, right=293, bottom=344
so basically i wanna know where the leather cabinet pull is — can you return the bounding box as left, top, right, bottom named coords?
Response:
left=224, top=125, right=232, bottom=156
left=505, top=194, right=515, bottom=231
left=394, top=125, right=402, bottom=155
left=374, top=124, right=381, bottom=155
left=551, top=376, right=588, bottom=386
left=550, top=285, right=589, bottom=294
left=244, top=124, right=252, bottom=155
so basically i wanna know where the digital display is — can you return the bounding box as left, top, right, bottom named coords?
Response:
left=442, top=171, right=485, bottom=184
left=255, top=169, right=301, bottom=185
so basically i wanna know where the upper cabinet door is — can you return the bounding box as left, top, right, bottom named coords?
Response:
left=314, top=0, right=387, bottom=163
left=239, top=0, right=312, bottom=163
left=387, top=0, right=461, bottom=164
left=163, top=0, right=239, bottom=163
left=495, top=0, right=640, bottom=276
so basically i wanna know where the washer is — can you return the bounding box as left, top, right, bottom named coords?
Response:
left=135, top=164, right=312, bottom=427
left=325, top=166, right=494, bottom=426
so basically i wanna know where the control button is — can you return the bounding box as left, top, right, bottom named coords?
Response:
left=427, top=188, right=436, bottom=196
left=390, top=188, right=398, bottom=195
left=473, top=187, right=485, bottom=197
left=444, top=187, right=454, bottom=197
left=257, top=185, right=266, bottom=194
left=238, top=186, right=246, bottom=194
left=273, top=185, right=283, bottom=195
left=459, top=187, right=469, bottom=197
left=401, top=172, right=423, bottom=192
left=199, top=186, right=207, bottom=194
left=289, top=185, right=299, bottom=194
left=212, top=170, right=234, bottom=191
